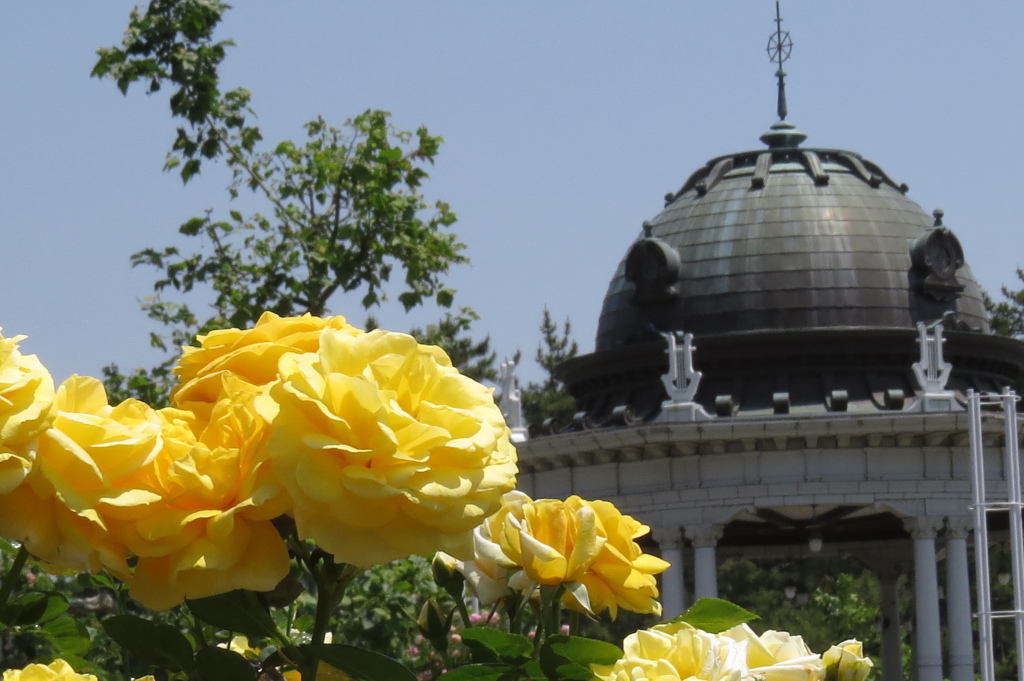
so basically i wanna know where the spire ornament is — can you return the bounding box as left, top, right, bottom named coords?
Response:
left=767, top=0, right=792, bottom=121
left=759, top=1, right=807, bottom=148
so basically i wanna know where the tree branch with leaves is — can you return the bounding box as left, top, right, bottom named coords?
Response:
left=93, top=0, right=470, bottom=403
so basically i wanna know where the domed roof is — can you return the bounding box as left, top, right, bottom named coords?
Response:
left=596, top=124, right=988, bottom=352
left=557, top=123, right=1024, bottom=426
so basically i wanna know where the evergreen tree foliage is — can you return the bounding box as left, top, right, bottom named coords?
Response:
left=986, top=269, right=1024, bottom=338
left=521, top=308, right=578, bottom=431
left=410, top=309, right=497, bottom=383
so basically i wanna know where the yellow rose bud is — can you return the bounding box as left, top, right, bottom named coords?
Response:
left=418, top=598, right=454, bottom=644
left=432, top=551, right=465, bottom=599
left=823, top=639, right=873, bottom=681
left=1, top=658, right=98, bottom=681
left=257, top=328, right=518, bottom=567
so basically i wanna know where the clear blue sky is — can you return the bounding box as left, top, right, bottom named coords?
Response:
left=2, top=2, right=1022, bottom=387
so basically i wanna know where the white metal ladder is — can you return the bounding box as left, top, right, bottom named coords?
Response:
left=968, top=388, right=1024, bottom=681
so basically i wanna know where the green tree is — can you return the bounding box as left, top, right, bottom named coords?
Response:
left=986, top=269, right=1024, bottom=338
left=718, top=556, right=906, bottom=673
left=521, top=307, right=578, bottom=431
left=93, top=0, right=468, bottom=403
left=410, top=309, right=497, bottom=383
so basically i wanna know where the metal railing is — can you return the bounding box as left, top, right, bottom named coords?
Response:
left=968, top=388, right=1024, bottom=681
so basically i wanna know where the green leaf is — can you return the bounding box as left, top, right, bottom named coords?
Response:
left=523, top=660, right=546, bottom=681
left=187, top=590, right=280, bottom=639
left=436, top=288, right=455, bottom=308
left=1, top=592, right=51, bottom=626
left=460, top=629, right=532, bottom=664
left=180, top=216, right=207, bottom=236
left=181, top=158, right=202, bottom=183
left=36, top=592, right=70, bottom=623
left=103, top=614, right=196, bottom=672
left=40, top=616, right=90, bottom=657
left=303, top=643, right=417, bottom=681
left=195, top=646, right=256, bottom=681
left=436, top=664, right=517, bottom=680
left=539, top=636, right=623, bottom=681
left=670, top=597, right=759, bottom=633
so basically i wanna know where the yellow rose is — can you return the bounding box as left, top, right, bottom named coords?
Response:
left=126, top=378, right=291, bottom=609
left=722, top=624, right=824, bottom=681
left=257, top=327, right=518, bottom=567
left=0, top=376, right=163, bottom=575
left=822, top=639, right=873, bottom=681
left=172, top=311, right=361, bottom=405
left=0, top=330, right=55, bottom=495
left=1, top=658, right=97, bottom=681
left=569, top=497, right=670, bottom=618
left=592, top=621, right=746, bottom=681
left=481, top=492, right=669, bottom=618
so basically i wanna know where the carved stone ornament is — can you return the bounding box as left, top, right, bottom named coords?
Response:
left=624, top=237, right=681, bottom=305
left=909, top=227, right=965, bottom=301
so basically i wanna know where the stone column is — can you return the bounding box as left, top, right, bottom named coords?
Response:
left=945, top=516, right=974, bottom=681
left=877, top=566, right=903, bottom=681
left=688, top=525, right=723, bottom=600
left=905, top=516, right=945, bottom=681
left=653, top=526, right=686, bottom=618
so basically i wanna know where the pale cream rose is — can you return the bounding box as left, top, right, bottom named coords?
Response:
left=257, top=328, right=518, bottom=567
left=721, top=624, right=824, bottom=681
left=0, top=330, right=55, bottom=495
left=125, top=378, right=291, bottom=609
left=172, top=311, right=362, bottom=406
left=1, top=658, right=97, bottom=681
left=0, top=376, right=163, bottom=576
left=592, top=621, right=747, bottom=681
left=822, top=639, right=873, bottom=681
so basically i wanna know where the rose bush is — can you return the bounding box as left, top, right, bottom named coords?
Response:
left=0, top=318, right=878, bottom=681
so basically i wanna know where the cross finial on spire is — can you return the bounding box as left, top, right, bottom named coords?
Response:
left=766, top=0, right=793, bottom=121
